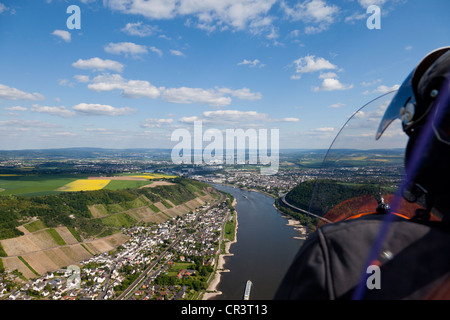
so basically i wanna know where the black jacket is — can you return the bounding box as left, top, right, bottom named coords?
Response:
left=274, top=214, right=450, bottom=299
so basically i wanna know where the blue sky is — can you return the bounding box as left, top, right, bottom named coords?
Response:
left=0, top=0, right=449, bottom=150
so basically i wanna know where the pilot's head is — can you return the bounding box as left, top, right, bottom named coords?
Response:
left=376, top=47, right=450, bottom=218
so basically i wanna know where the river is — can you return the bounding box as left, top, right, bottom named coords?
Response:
left=210, top=184, right=304, bottom=300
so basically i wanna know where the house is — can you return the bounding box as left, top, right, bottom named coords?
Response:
left=49, top=278, right=64, bottom=290
left=177, top=269, right=196, bottom=279
left=32, top=282, right=46, bottom=292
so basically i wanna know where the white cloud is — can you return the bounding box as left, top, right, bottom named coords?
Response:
left=201, top=109, right=271, bottom=124
left=85, top=128, right=114, bottom=134
left=314, top=127, right=335, bottom=132
left=105, top=0, right=178, bottom=19
left=283, top=0, right=339, bottom=23
left=280, top=117, right=300, bottom=122
left=0, top=84, right=45, bottom=101
left=141, top=118, right=174, bottom=128
left=328, top=102, right=345, bottom=108
left=358, top=0, right=386, bottom=8
left=204, top=109, right=264, bottom=119
left=0, top=3, right=7, bottom=14
left=4, top=106, right=27, bottom=111
left=319, top=72, right=338, bottom=79
left=85, top=74, right=261, bottom=107
left=162, top=87, right=231, bottom=107
left=170, top=49, right=185, bottom=57
left=104, top=42, right=148, bottom=58
left=51, top=29, right=71, bottom=42
left=53, top=131, right=77, bottom=136
left=345, top=12, right=367, bottom=24
left=178, top=116, right=200, bottom=124
left=346, top=0, right=397, bottom=24
left=304, top=24, right=327, bottom=34
left=104, top=0, right=278, bottom=33
left=349, top=0, right=404, bottom=22
left=265, top=25, right=280, bottom=41
left=249, top=16, right=274, bottom=32
left=72, top=57, right=124, bottom=73
left=121, top=21, right=159, bottom=37
left=87, top=74, right=161, bottom=99
left=178, top=109, right=299, bottom=125
left=31, top=104, right=75, bottom=118
left=313, top=78, right=354, bottom=92
left=162, top=86, right=262, bottom=107
left=73, top=103, right=136, bottom=116
left=292, top=55, right=337, bottom=79
left=74, top=75, right=90, bottom=83
left=237, top=59, right=264, bottom=68
left=0, top=119, right=57, bottom=128
left=282, top=0, right=339, bottom=33
left=374, top=84, right=401, bottom=93
left=58, top=79, right=74, bottom=87
left=363, top=84, right=400, bottom=94
left=150, top=46, right=163, bottom=57
left=217, top=87, right=262, bottom=101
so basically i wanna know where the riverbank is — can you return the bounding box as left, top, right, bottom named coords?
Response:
left=202, top=197, right=238, bottom=300
left=284, top=216, right=307, bottom=240
left=272, top=199, right=307, bottom=240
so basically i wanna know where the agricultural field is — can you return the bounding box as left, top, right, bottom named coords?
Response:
left=0, top=172, right=178, bottom=197
left=58, top=179, right=111, bottom=192
left=0, top=174, right=79, bottom=197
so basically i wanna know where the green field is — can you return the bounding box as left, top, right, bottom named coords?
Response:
left=101, top=212, right=137, bottom=228
left=23, top=220, right=47, bottom=232
left=0, top=174, right=80, bottom=196
left=0, top=173, right=174, bottom=197
left=167, top=262, right=196, bottom=276
left=46, top=228, right=67, bottom=246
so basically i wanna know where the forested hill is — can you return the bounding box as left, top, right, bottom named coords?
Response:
left=0, top=177, right=215, bottom=240
left=282, top=179, right=381, bottom=217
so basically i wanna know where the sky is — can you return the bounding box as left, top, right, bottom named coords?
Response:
left=0, top=0, right=449, bottom=151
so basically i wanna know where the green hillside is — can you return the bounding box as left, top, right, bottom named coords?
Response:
left=0, top=177, right=214, bottom=240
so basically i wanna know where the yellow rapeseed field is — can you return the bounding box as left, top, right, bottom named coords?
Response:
left=60, top=179, right=110, bottom=192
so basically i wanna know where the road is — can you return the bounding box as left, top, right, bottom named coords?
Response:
left=116, top=239, right=177, bottom=300
left=281, top=194, right=332, bottom=224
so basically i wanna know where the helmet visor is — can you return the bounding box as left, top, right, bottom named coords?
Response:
left=376, top=47, right=450, bottom=141
left=375, top=70, right=414, bottom=140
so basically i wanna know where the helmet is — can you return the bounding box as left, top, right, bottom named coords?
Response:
left=376, top=47, right=450, bottom=217
left=376, top=46, right=450, bottom=141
